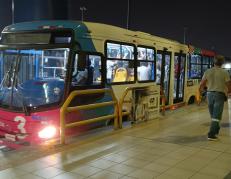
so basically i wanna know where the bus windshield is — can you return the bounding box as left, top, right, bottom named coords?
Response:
left=0, top=48, right=69, bottom=111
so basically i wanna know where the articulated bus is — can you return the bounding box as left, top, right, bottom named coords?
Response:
left=0, top=21, right=215, bottom=146
left=185, top=45, right=215, bottom=104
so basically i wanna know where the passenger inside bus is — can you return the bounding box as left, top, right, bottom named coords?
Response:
left=122, top=50, right=130, bottom=59
left=107, top=60, right=116, bottom=83
left=86, top=61, right=94, bottom=85
left=138, top=49, right=146, bottom=60
left=75, top=68, right=88, bottom=84
left=156, top=57, right=162, bottom=84
left=72, top=54, right=94, bottom=85
left=137, top=62, right=151, bottom=81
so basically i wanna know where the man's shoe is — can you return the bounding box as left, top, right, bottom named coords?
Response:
left=208, top=136, right=218, bottom=141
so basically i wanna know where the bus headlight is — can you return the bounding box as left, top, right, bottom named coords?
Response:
left=38, top=126, right=57, bottom=139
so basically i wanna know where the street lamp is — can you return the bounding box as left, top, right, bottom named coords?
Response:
left=80, top=6, right=87, bottom=22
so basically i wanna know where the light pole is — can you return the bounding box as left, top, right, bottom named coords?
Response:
left=80, top=6, right=87, bottom=21
left=183, top=27, right=187, bottom=44
left=126, top=0, right=130, bottom=29
left=211, top=46, right=215, bottom=53
left=12, top=0, right=15, bottom=24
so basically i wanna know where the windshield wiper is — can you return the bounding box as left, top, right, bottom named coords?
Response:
left=12, top=53, right=21, bottom=88
left=9, top=51, right=30, bottom=115
left=0, top=64, right=13, bottom=88
left=13, top=53, right=30, bottom=115
left=10, top=52, right=21, bottom=107
left=22, top=99, right=30, bottom=116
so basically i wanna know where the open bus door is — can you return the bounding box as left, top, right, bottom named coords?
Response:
left=156, top=50, right=171, bottom=105
left=173, top=52, right=186, bottom=103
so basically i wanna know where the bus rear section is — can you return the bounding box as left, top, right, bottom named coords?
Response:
left=186, top=45, right=215, bottom=104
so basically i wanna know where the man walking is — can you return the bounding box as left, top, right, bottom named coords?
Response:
left=199, top=55, right=231, bottom=140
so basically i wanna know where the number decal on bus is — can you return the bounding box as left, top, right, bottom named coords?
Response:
left=14, top=116, right=26, bottom=139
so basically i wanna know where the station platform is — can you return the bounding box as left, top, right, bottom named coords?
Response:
left=0, top=103, right=230, bottom=179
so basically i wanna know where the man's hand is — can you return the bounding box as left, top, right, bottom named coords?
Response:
left=199, top=78, right=207, bottom=93
left=226, top=80, right=231, bottom=94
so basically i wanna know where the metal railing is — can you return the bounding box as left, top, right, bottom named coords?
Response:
left=119, top=85, right=158, bottom=128
left=160, top=87, right=166, bottom=115
left=60, top=88, right=118, bottom=144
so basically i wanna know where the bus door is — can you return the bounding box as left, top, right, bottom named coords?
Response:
left=173, top=53, right=186, bottom=103
left=156, top=50, right=171, bottom=105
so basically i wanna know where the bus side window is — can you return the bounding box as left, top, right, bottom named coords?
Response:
left=89, top=55, right=102, bottom=85
left=72, top=53, right=102, bottom=86
left=106, top=42, right=135, bottom=83
left=137, top=46, right=155, bottom=82
left=72, top=53, right=88, bottom=85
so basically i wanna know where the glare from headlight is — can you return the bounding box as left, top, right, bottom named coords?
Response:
left=38, top=126, right=57, bottom=139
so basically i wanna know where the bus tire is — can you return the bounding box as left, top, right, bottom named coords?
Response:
left=188, top=96, right=195, bottom=105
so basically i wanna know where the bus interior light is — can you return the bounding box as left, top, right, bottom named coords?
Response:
left=38, top=125, right=57, bottom=139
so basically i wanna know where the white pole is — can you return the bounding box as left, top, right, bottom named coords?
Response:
left=183, top=27, right=187, bottom=44
left=81, top=9, right=83, bottom=21
left=80, top=7, right=87, bottom=22
left=126, top=0, right=130, bottom=29
left=12, top=0, right=15, bottom=24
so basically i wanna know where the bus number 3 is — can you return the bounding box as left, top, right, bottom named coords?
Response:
left=14, top=116, right=26, bottom=137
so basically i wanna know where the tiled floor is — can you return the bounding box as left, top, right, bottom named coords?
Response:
left=0, top=103, right=231, bottom=179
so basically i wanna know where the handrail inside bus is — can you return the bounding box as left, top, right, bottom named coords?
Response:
left=60, top=88, right=119, bottom=144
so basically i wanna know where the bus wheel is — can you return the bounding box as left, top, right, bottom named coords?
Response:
left=188, top=96, right=195, bottom=105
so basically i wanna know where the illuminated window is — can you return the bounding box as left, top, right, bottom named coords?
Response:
left=137, top=46, right=155, bottom=82
left=72, top=53, right=102, bottom=86
left=41, top=49, right=68, bottom=78
left=202, top=56, right=212, bottom=75
left=106, top=42, right=135, bottom=83
left=188, top=54, right=213, bottom=79
left=188, top=54, right=202, bottom=79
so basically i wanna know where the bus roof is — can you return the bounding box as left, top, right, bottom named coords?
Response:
left=2, top=21, right=187, bottom=52
left=188, top=45, right=215, bottom=56
left=3, top=21, right=184, bottom=44
left=3, top=21, right=85, bottom=32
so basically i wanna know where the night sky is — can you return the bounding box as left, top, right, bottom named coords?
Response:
left=0, top=0, right=230, bottom=57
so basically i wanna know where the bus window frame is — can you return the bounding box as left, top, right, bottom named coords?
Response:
left=0, top=45, right=74, bottom=113
left=105, top=40, right=136, bottom=85
left=137, top=45, right=156, bottom=83
left=0, top=29, right=78, bottom=113
left=1, top=28, right=75, bottom=45
left=188, top=54, right=202, bottom=79
left=188, top=54, right=214, bottom=79
left=69, top=50, right=106, bottom=91
left=201, top=55, right=214, bottom=76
